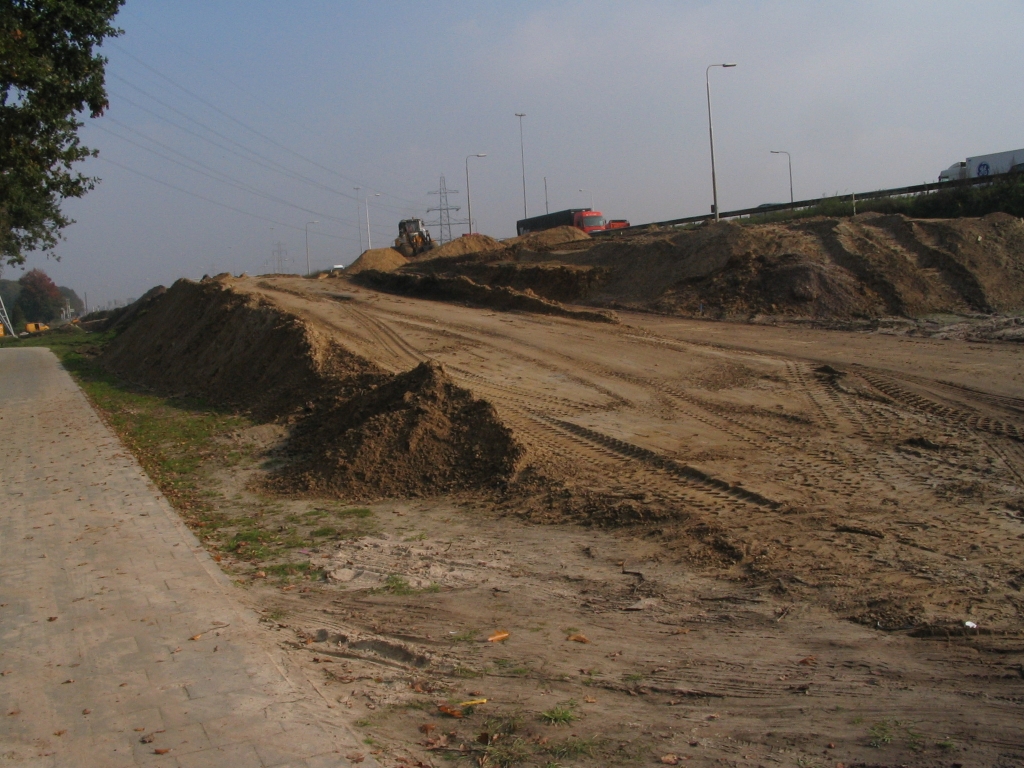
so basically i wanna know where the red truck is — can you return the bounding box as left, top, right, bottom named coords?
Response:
left=516, top=208, right=628, bottom=236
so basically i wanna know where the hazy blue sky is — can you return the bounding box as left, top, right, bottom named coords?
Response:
left=7, top=1, right=1023, bottom=308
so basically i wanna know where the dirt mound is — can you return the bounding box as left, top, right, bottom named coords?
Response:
left=417, top=214, right=1024, bottom=321
left=269, top=361, right=522, bottom=499
left=421, top=234, right=503, bottom=260
left=353, top=270, right=618, bottom=323
left=503, top=225, right=591, bottom=250
left=100, top=278, right=382, bottom=418
left=100, top=276, right=523, bottom=501
left=345, top=248, right=408, bottom=274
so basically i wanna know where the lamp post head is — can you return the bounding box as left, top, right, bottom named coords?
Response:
left=515, top=112, right=525, bottom=118
left=722, top=62, right=737, bottom=67
left=476, top=153, right=487, bottom=158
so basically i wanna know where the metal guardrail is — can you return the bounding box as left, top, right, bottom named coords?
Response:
left=594, top=172, right=1018, bottom=235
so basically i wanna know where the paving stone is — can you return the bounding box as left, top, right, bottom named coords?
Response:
left=0, top=349, right=375, bottom=767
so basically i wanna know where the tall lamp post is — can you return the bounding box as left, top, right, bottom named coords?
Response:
left=705, top=62, right=737, bottom=221
left=304, top=220, right=318, bottom=276
left=353, top=187, right=362, bottom=254
left=515, top=113, right=527, bottom=218
left=770, top=150, right=793, bottom=203
left=465, top=153, right=487, bottom=235
left=364, top=193, right=380, bottom=249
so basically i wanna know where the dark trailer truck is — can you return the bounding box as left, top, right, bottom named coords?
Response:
left=516, top=208, right=607, bottom=236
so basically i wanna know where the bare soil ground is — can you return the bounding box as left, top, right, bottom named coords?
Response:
left=93, top=269, right=1024, bottom=768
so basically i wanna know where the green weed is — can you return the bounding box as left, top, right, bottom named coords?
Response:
left=484, top=737, right=531, bottom=767
left=337, top=507, right=373, bottom=518
left=539, top=701, right=577, bottom=726
left=546, top=736, right=598, bottom=759
left=868, top=720, right=895, bottom=748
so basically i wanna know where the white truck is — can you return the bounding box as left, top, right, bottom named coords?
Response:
left=939, top=148, right=1024, bottom=182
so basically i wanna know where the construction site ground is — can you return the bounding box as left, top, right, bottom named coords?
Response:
left=13, top=269, right=1024, bottom=767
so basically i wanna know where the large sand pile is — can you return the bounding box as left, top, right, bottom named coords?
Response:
left=398, top=213, right=1024, bottom=321
left=503, top=225, right=591, bottom=250
left=353, top=270, right=617, bottom=323
left=422, top=234, right=503, bottom=260
left=269, top=361, right=522, bottom=499
left=101, top=277, right=522, bottom=499
left=345, top=248, right=408, bottom=274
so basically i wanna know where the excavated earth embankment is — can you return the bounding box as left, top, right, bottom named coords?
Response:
left=100, top=277, right=522, bottom=499
left=393, top=213, right=1024, bottom=322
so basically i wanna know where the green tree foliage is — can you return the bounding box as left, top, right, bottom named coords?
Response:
left=17, top=266, right=61, bottom=320
left=1, top=0, right=125, bottom=267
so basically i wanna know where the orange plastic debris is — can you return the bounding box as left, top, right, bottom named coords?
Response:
left=487, top=630, right=510, bottom=643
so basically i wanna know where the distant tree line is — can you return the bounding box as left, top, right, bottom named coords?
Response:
left=0, top=268, right=82, bottom=328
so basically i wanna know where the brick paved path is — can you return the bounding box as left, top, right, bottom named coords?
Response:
left=0, top=348, right=371, bottom=768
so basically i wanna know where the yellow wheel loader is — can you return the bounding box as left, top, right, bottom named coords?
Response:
left=394, top=218, right=436, bottom=258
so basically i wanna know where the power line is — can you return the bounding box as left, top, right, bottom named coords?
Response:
left=93, top=120, right=358, bottom=229
left=109, top=42, right=425, bottom=210
left=108, top=79, right=417, bottom=216
left=95, top=156, right=355, bottom=241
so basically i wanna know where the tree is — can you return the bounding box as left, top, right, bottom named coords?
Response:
left=1, top=0, right=125, bottom=267
left=17, top=266, right=61, bottom=320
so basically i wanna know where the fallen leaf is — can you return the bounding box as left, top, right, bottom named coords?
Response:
left=707, top=713, right=719, bottom=720
left=797, top=655, right=817, bottom=666
left=418, top=723, right=436, bottom=735
left=0, top=670, right=11, bottom=676
left=345, top=752, right=365, bottom=763
left=62, top=679, right=74, bottom=684
left=661, top=755, right=680, bottom=765
left=54, top=730, right=67, bottom=736
left=153, top=748, right=170, bottom=755
left=170, top=647, right=182, bottom=654
left=47, top=617, right=58, bottom=622
left=189, top=634, right=202, bottom=641
left=7, top=709, right=20, bottom=716
left=458, top=698, right=487, bottom=707
left=438, top=704, right=464, bottom=718
left=81, top=709, right=91, bottom=715
left=140, top=734, right=155, bottom=744
left=584, top=696, right=596, bottom=703
left=134, top=728, right=146, bottom=732
left=487, top=630, right=509, bottom=643
left=567, top=633, right=590, bottom=643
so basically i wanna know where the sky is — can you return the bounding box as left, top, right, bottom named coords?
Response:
left=6, top=0, right=1023, bottom=308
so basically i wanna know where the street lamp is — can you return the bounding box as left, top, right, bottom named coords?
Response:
left=353, top=187, right=362, bottom=254
left=515, top=113, right=527, bottom=218
left=465, top=153, right=487, bottom=235
left=578, top=188, right=594, bottom=209
left=770, top=150, right=794, bottom=203
left=304, top=220, right=318, bottom=276
left=364, top=193, right=381, bottom=249
left=705, top=62, right=737, bottom=221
